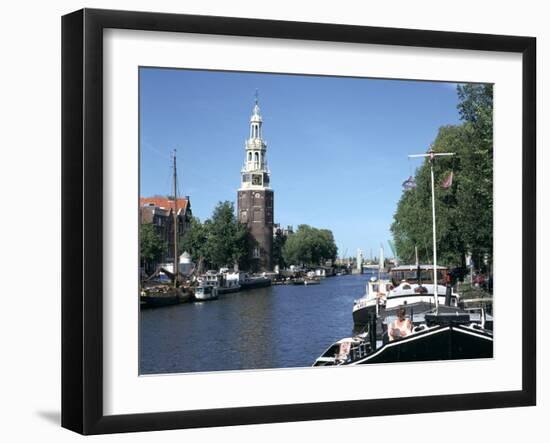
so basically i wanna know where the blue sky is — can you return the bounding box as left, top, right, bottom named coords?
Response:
left=140, top=68, right=462, bottom=259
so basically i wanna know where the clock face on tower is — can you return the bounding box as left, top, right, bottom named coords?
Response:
left=252, top=174, right=262, bottom=186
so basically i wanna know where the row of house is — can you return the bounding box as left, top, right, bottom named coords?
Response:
left=139, top=196, right=193, bottom=269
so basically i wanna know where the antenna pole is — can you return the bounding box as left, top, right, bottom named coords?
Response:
left=408, top=147, right=455, bottom=314
left=429, top=151, right=438, bottom=311
left=173, top=150, right=178, bottom=288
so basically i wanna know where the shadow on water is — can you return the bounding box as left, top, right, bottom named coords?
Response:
left=140, top=273, right=376, bottom=375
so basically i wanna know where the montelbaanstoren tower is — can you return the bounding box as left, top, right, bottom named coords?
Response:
left=237, top=94, right=274, bottom=272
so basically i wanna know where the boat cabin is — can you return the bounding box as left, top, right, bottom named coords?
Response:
left=367, top=278, right=393, bottom=296
left=389, top=264, right=448, bottom=287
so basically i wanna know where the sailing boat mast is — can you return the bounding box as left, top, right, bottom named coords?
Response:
left=378, top=245, right=384, bottom=283
left=172, top=150, right=178, bottom=289
left=408, top=146, right=454, bottom=313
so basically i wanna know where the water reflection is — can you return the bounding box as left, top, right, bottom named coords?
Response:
left=140, top=273, right=374, bottom=374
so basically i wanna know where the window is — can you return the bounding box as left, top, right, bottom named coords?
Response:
left=253, top=246, right=261, bottom=258
left=248, top=152, right=252, bottom=162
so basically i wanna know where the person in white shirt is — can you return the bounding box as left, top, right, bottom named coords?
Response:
left=389, top=307, right=412, bottom=341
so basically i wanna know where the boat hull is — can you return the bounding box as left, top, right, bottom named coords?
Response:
left=218, top=286, right=241, bottom=295
left=194, top=294, right=218, bottom=301
left=140, top=295, right=179, bottom=308
left=350, top=325, right=493, bottom=365
left=240, top=278, right=271, bottom=290
left=140, top=291, right=191, bottom=308
left=304, top=279, right=320, bottom=285
left=352, top=304, right=377, bottom=326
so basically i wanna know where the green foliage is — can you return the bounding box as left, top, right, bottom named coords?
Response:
left=140, top=223, right=165, bottom=268
left=391, top=84, right=493, bottom=270
left=456, top=84, right=493, bottom=268
left=273, top=229, right=287, bottom=269
left=181, top=201, right=248, bottom=270
left=180, top=216, right=207, bottom=260
left=206, top=201, right=248, bottom=269
left=282, top=224, right=338, bottom=266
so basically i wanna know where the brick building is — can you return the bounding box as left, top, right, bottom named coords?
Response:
left=139, top=196, right=192, bottom=266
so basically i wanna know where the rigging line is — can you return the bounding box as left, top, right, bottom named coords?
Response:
left=143, top=141, right=172, bottom=161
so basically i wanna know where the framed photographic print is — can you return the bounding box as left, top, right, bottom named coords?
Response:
left=61, top=8, right=536, bottom=435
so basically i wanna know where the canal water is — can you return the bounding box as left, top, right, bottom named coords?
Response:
left=140, top=272, right=377, bottom=375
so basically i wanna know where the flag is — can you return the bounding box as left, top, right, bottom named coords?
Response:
left=402, top=176, right=416, bottom=190
left=441, top=171, right=453, bottom=189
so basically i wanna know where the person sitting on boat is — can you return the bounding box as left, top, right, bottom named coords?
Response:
left=389, top=307, right=412, bottom=341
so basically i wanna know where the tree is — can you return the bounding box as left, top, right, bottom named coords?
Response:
left=204, top=201, right=248, bottom=269
left=140, top=223, right=165, bottom=273
left=180, top=216, right=207, bottom=261
left=273, top=228, right=288, bottom=269
left=282, top=224, right=337, bottom=266
left=391, top=84, right=493, bottom=270
left=392, top=125, right=469, bottom=265
left=456, top=84, right=493, bottom=268
left=181, top=202, right=249, bottom=270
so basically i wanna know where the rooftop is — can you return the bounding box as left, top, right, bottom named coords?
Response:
left=140, top=196, right=189, bottom=212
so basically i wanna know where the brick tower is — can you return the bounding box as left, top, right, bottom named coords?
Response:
left=237, top=94, right=273, bottom=272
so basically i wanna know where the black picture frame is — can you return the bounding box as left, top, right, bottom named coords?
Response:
left=61, top=8, right=536, bottom=435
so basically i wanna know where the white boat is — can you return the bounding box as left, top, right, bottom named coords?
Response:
left=352, top=277, right=392, bottom=326
left=201, top=269, right=242, bottom=294
left=352, top=246, right=390, bottom=326
left=385, top=281, right=459, bottom=313
left=194, top=283, right=219, bottom=301
left=384, top=264, right=459, bottom=314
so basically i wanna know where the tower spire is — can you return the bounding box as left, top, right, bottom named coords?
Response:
left=251, top=90, right=261, bottom=124
left=240, top=93, right=269, bottom=189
